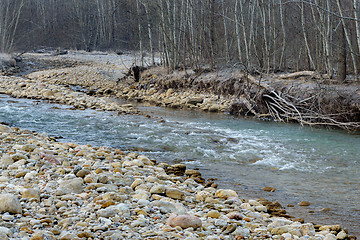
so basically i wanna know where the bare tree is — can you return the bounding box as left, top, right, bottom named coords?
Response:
left=3, top=0, right=360, bottom=81
left=0, top=0, right=25, bottom=53
left=300, top=1, right=316, bottom=70
left=336, top=0, right=358, bottom=76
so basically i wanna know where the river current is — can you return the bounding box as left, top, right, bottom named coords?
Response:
left=0, top=94, right=359, bottom=236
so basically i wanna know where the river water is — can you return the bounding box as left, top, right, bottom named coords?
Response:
left=0, top=94, right=359, bottom=236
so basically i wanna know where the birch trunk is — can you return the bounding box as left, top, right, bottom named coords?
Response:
left=159, top=0, right=169, bottom=67
left=142, top=2, right=155, bottom=66
left=301, top=1, right=315, bottom=70
left=353, top=0, right=360, bottom=78
left=234, top=0, right=242, bottom=62
left=258, top=0, right=270, bottom=72
left=239, top=0, right=250, bottom=66
left=136, top=0, right=144, bottom=66
left=279, top=0, right=286, bottom=70
left=222, top=0, right=230, bottom=62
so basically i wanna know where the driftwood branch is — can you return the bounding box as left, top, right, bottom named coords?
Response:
left=278, top=71, right=318, bottom=79
left=239, top=74, right=359, bottom=131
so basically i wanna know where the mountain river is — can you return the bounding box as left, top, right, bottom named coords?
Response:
left=0, top=94, right=359, bottom=236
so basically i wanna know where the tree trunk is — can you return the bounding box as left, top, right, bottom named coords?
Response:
left=301, top=1, right=315, bottom=70
left=239, top=0, right=250, bottom=67
left=279, top=0, right=286, bottom=70
left=142, top=2, right=155, bottom=66
left=234, top=0, right=242, bottom=62
left=336, top=0, right=358, bottom=75
left=222, top=0, right=230, bottom=62
left=353, top=0, right=360, bottom=79
left=338, top=24, right=347, bottom=82
left=136, top=0, right=144, bottom=66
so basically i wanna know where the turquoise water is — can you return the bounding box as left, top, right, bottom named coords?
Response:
left=1, top=94, right=359, bottom=236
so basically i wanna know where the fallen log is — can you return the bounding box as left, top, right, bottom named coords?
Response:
left=278, top=71, right=318, bottom=79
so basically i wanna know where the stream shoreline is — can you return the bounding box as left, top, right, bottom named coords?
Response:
left=0, top=51, right=358, bottom=238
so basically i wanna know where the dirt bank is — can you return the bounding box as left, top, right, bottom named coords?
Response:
left=136, top=67, right=360, bottom=131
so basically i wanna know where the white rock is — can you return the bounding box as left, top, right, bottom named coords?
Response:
left=24, top=171, right=37, bottom=181
left=324, top=234, right=337, bottom=240
left=213, top=219, right=227, bottom=228
left=98, top=217, right=112, bottom=225
left=137, top=155, right=154, bottom=166
left=0, top=177, right=8, bottom=183
left=132, top=189, right=150, bottom=200
left=301, top=223, right=316, bottom=236
left=268, top=218, right=294, bottom=228
left=130, top=179, right=144, bottom=189
left=255, top=205, right=267, bottom=212
left=97, top=208, right=117, bottom=218
left=0, top=194, right=22, bottom=214
left=165, top=187, right=185, bottom=200
left=205, top=236, right=221, bottom=240
left=152, top=200, right=187, bottom=214
left=196, top=190, right=212, bottom=202
left=0, top=125, right=12, bottom=133
left=58, top=231, right=77, bottom=240
left=137, top=199, right=150, bottom=206
left=57, top=177, right=84, bottom=194
left=336, top=231, right=347, bottom=240
left=150, top=184, right=166, bottom=194
left=233, top=227, right=251, bottom=238
left=30, top=219, right=41, bottom=226
left=2, top=214, right=14, bottom=221
left=0, top=227, right=11, bottom=236
left=282, top=233, right=293, bottom=239
left=131, top=218, right=149, bottom=227
left=111, top=203, right=130, bottom=217
left=248, top=199, right=261, bottom=206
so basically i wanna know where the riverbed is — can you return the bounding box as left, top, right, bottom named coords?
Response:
left=1, top=94, right=359, bottom=236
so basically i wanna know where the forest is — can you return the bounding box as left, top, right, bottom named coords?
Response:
left=1, top=0, right=360, bottom=81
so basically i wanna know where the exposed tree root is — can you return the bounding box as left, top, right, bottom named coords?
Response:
left=244, top=74, right=360, bottom=131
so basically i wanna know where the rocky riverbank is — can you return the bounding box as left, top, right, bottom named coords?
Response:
left=0, top=123, right=354, bottom=240
left=23, top=63, right=234, bottom=115
left=16, top=52, right=359, bottom=131
left=0, top=51, right=357, bottom=238
left=0, top=75, right=139, bottom=114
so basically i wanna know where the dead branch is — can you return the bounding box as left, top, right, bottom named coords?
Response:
left=242, top=74, right=359, bottom=131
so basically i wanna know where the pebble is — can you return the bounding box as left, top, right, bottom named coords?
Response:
left=166, top=214, right=202, bottom=229
left=22, top=188, right=41, bottom=201
left=57, top=178, right=84, bottom=194
left=165, top=187, right=185, bottom=200
left=97, top=208, right=117, bottom=218
left=206, top=210, right=221, bottom=218
left=2, top=214, right=14, bottom=221
left=298, top=201, right=312, bottom=206
left=0, top=125, right=12, bottom=133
